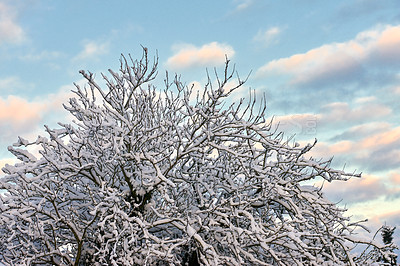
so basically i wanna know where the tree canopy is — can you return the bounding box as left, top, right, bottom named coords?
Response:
left=0, top=48, right=396, bottom=265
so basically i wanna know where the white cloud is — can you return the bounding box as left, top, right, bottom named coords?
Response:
left=166, top=42, right=235, bottom=69
left=73, top=40, right=109, bottom=61
left=253, top=27, right=282, bottom=47
left=0, top=2, right=25, bottom=45
left=256, top=24, right=400, bottom=86
left=234, top=0, right=253, bottom=11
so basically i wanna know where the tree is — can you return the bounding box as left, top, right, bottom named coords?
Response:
left=0, top=48, right=396, bottom=265
left=382, top=226, right=395, bottom=246
left=379, top=225, right=397, bottom=265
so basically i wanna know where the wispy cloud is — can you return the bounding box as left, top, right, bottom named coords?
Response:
left=0, top=76, right=33, bottom=94
left=73, top=40, right=109, bottom=61
left=166, top=42, right=235, bottom=70
left=256, top=24, right=400, bottom=87
left=253, top=27, right=282, bottom=47
left=0, top=2, right=25, bottom=45
left=19, top=50, right=62, bottom=61
left=233, top=0, right=253, bottom=11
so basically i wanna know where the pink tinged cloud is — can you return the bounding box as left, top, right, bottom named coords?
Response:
left=390, top=172, right=400, bottom=185
left=0, top=96, right=46, bottom=147
left=256, top=24, right=400, bottom=84
left=374, top=26, right=400, bottom=63
left=320, top=174, right=388, bottom=204
left=0, top=96, right=45, bottom=125
left=307, top=140, right=354, bottom=159
left=166, top=42, right=235, bottom=69
left=0, top=86, right=75, bottom=141
left=360, top=126, right=400, bottom=149
left=307, top=125, right=400, bottom=171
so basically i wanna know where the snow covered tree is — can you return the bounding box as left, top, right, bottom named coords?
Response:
left=379, top=225, right=397, bottom=265
left=0, top=48, right=396, bottom=265
left=382, top=226, right=395, bottom=245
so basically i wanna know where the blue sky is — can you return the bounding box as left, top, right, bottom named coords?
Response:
left=1, top=0, right=400, bottom=250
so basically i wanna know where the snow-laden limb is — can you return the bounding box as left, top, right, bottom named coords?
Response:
left=0, top=48, right=396, bottom=265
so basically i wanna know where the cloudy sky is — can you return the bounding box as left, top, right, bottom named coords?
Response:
left=1, top=0, right=399, bottom=251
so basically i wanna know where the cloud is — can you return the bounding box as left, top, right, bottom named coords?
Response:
left=166, top=42, right=235, bottom=70
left=73, top=40, right=109, bottom=61
left=256, top=24, right=400, bottom=87
left=0, top=95, right=46, bottom=146
left=273, top=114, right=319, bottom=137
left=0, top=84, right=76, bottom=146
left=390, top=172, right=400, bottom=185
left=0, top=2, right=25, bottom=45
left=308, top=125, right=400, bottom=172
left=393, top=86, right=400, bottom=95
left=276, top=96, right=392, bottom=135
left=362, top=149, right=400, bottom=172
left=19, top=50, right=62, bottom=61
left=0, top=96, right=46, bottom=125
left=330, top=122, right=391, bottom=142
left=357, top=209, right=400, bottom=247
left=313, top=169, right=400, bottom=212
left=321, top=174, right=388, bottom=204
left=360, top=126, right=400, bottom=150
left=320, top=101, right=391, bottom=126
left=233, top=0, right=253, bottom=11
left=270, top=91, right=398, bottom=171
left=308, top=140, right=353, bottom=159
left=0, top=76, right=33, bottom=94
left=0, top=76, right=19, bottom=89
left=253, top=27, right=282, bottom=47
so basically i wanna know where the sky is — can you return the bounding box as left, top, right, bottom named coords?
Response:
left=1, top=0, right=400, bottom=255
